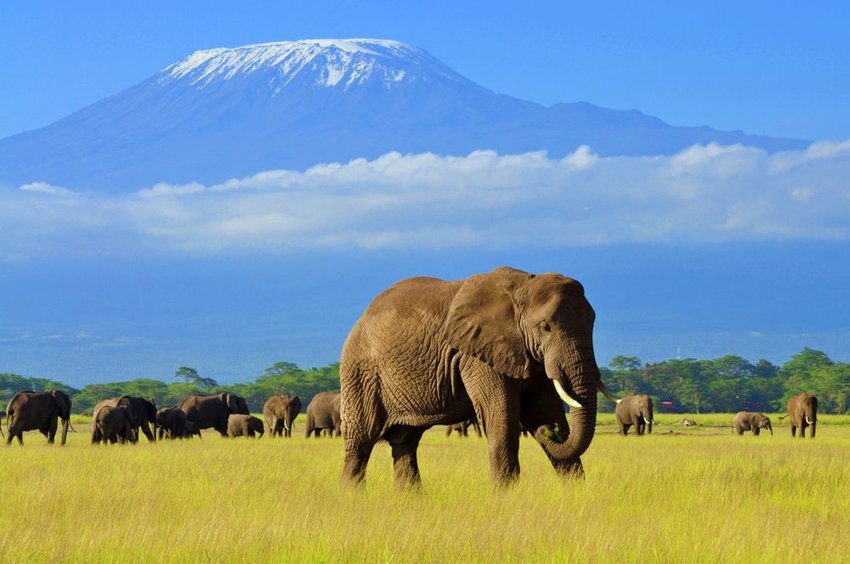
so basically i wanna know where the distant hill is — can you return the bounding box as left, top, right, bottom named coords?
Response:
left=0, top=38, right=807, bottom=193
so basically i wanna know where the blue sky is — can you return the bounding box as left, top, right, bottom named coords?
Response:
left=2, top=1, right=849, bottom=141
left=2, top=2, right=850, bottom=385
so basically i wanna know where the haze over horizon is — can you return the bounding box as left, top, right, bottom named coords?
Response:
left=1, top=4, right=849, bottom=387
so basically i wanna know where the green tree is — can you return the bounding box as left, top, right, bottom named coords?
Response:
left=608, top=355, right=643, bottom=395
left=174, top=366, right=218, bottom=389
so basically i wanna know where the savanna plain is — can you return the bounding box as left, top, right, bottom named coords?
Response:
left=1, top=413, right=849, bottom=563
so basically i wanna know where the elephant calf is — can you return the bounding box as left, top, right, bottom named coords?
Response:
left=93, top=405, right=135, bottom=444
left=228, top=414, right=264, bottom=438
left=732, top=411, right=773, bottom=436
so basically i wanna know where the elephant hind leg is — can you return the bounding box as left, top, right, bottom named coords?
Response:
left=386, top=426, right=425, bottom=488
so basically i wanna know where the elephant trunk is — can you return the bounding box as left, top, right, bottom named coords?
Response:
left=537, top=346, right=599, bottom=465
left=767, top=421, right=773, bottom=436
left=644, top=414, right=653, bottom=434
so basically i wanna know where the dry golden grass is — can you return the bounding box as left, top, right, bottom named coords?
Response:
left=1, top=415, right=848, bottom=562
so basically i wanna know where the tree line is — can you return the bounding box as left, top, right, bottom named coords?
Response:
left=1, top=348, right=848, bottom=415
left=600, top=348, right=850, bottom=414
left=0, top=362, right=340, bottom=414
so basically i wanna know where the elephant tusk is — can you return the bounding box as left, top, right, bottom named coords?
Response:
left=597, top=378, right=621, bottom=404
left=554, top=381, right=582, bottom=409
left=643, top=416, right=650, bottom=425
left=283, top=419, right=290, bottom=431
left=805, top=416, right=814, bottom=425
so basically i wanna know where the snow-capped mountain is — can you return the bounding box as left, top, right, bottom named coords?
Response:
left=161, top=39, right=469, bottom=91
left=0, top=39, right=806, bottom=192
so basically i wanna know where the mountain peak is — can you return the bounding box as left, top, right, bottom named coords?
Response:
left=160, top=38, right=463, bottom=91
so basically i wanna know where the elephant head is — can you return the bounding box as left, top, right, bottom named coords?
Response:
left=221, top=393, right=249, bottom=415
left=49, top=390, right=72, bottom=446
left=635, top=394, right=654, bottom=434
left=757, top=414, right=773, bottom=436
left=443, top=267, right=615, bottom=467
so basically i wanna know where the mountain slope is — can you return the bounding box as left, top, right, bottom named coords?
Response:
left=0, top=39, right=807, bottom=192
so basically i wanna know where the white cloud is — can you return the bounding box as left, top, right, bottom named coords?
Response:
left=2, top=140, right=850, bottom=258
left=19, top=181, right=77, bottom=196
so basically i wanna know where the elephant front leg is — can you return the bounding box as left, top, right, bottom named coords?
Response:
left=462, top=361, right=522, bottom=485
left=342, top=433, right=376, bottom=486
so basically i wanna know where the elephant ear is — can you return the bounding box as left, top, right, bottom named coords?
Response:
left=50, top=390, right=71, bottom=420
left=441, top=271, right=532, bottom=379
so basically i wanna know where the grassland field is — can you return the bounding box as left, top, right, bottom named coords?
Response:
left=1, top=413, right=848, bottom=562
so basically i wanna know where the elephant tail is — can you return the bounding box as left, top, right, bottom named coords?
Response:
left=778, top=414, right=789, bottom=421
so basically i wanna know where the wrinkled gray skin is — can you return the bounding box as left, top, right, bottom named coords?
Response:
left=732, top=411, right=772, bottom=436
left=615, top=394, right=654, bottom=436
left=787, top=393, right=818, bottom=438
left=305, top=392, right=342, bottom=438
left=179, top=393, right=249, bottom=437
left=445, top=414, right=482, bottom=437
left=263, top=395, right=302, bottom=438
left=340, top=267, right=615, bottom=487
left=155, top=407, right=190, bottom=439
left=227, top=414, right=265, bottom=438
left=5, top=390, right=72, bottom=446
left=93, top=405, right=135, bottom=444
left=92, top=396, right=157, bottom=443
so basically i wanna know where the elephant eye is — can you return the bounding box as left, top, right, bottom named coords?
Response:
left=538, top=321, right=552, bottom=333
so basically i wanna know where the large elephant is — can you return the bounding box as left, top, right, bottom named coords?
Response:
left=445, top=414, right=483, bottom=438
left=305, top=392, right=341, bottom=437
left=339, top=267, right=616, bottom=487
left=732, top=411, right=773, bottom=436
left=5, top=390, right=72, bottom=446
left=179, top=393, right=249, bottom=437
left=615, top=394, right=654, bottom=436
left=92, top=405, right=135, bottom=444
left=155, top=407, right=191, bottom=439
left=92, top=396, right=157, bottom=443
left=263, top=395, right=302, bottom=438
left=228, top=414, right=265, bottom=438
left=787, top=393, right=817, bottom=438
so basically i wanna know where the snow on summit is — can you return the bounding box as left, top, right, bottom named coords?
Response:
left=160, top=38, right=464, bottom=91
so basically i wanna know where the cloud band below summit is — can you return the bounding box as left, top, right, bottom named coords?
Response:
left=3, top=141, right=850, bottom=258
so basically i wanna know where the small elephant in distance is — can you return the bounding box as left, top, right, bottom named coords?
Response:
left=786, top=392, right=817, bottom=438
left=93, top=405, right=135, bottom=444
left=263, top=395, right=301, bottom=438
left=445, top=415, right=483, bottom=437
left=156, top=407, right=190, bottom=439
left=5, top=390, right=72, bottom=446
left=228, top=414, right=264, bottom=438
left=305, top=392, right=341, bottom=438
left=615, top=394, right=654, bottom=436
left=732, top=411, right=773, bottom=436
left=180, top=393, right=250, bottom=437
